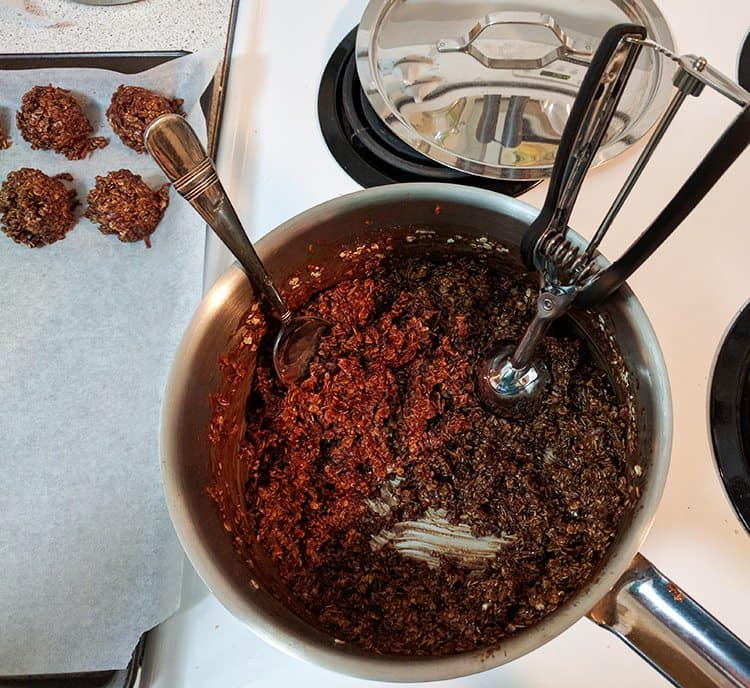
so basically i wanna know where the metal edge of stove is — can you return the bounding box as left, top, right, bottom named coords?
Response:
left=0, top=2, right=239, bottom=682
left=200, top=0, right=241, bottom=295
left=206, top=0, right=240, bottom=159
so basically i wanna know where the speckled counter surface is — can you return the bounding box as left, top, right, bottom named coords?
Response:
left=0, top=0, right=231, bottom=53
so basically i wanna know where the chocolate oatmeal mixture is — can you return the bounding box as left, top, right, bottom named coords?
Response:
left=16, top=85, right=108, bottom=160
left=0, top=168, right=78, bottom=247
left=85, top=169, right=169, bottom=247
left=235, top=255, right=634, bottom=655
left=107, top=85, right=184, bottom=153
left=0, top=125, right=10, bottom=150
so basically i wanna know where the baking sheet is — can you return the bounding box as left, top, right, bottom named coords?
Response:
left=0, top=47, right=220, bottom=676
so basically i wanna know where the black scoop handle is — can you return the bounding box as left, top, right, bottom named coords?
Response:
left=520, top=23, right=647, bottom=267
left=577, top=104, right=750, bottom=308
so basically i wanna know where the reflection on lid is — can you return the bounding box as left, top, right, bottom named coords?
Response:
left=357, top=0, right=675, bottom=180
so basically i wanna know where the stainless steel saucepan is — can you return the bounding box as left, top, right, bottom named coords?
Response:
left=160, top=183, right=750, bottom=688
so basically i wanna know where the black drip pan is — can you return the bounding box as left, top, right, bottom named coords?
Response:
left=318, top=27, right=539, bottom=196
left=708, top=31, right=750, bottom=536
left=709, top=301, right=750, bottom=534
left=739, top=29, right=750, bottom=90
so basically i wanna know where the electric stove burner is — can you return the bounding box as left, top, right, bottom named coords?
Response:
left=707, top=34, right=750, bottom=536
left=318, top=28, right=540, bottom=195
left=710, top=301, right=750, bottom=534
left=739, top=29, right=750, bottom=90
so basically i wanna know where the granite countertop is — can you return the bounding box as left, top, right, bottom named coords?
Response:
left=0, top=0, right=231, bottom=53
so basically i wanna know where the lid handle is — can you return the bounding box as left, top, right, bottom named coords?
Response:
left=437, top=11, right=592, bottom=70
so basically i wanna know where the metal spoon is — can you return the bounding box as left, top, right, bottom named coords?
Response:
left=144, top=113, right=328, bottom=385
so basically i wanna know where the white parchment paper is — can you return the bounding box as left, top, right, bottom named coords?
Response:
left=0, top=48, right=220, bottom=676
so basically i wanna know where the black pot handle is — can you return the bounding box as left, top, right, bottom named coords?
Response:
left=520, top=23, right=647, bottom=267
left=577, top=104, right=750, bottom=308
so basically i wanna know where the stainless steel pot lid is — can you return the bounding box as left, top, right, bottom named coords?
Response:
left=356, top=0, right=675, bottom=181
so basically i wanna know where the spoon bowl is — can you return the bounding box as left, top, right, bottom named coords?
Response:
left=273, top=315, right=330, bottom=385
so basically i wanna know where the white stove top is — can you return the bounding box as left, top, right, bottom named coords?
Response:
left=142, top=1, right=750, bottom=685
